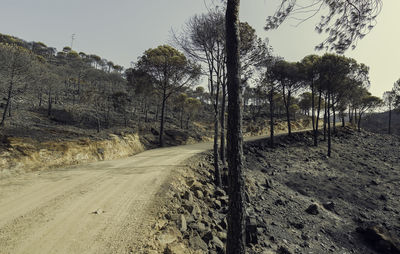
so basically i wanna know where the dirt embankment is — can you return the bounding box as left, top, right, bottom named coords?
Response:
left=0, top=133, right=144, bottom=177
left=243, top=118, right=313, bottom=137
left=0, top=117, right=312, bottom=178
left=145, top=128, right=400, bottom=254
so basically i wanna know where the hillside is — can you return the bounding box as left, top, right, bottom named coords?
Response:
left=363, top=111, right=400, bottom=135
left=143, top=128, right=400, bottom=253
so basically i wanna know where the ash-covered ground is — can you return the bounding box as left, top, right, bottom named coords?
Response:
left=142, top=127, right=400, bottom=254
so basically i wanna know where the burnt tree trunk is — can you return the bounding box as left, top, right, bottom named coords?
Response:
left=327, top=89, right=331, bottom=157
left=323, top=94, right=327, bottom=141
left=388, top=107, right=392, bottom=134
left=8, top=99, right=12, bottom=117
left=269, top=87, right=275, bottom=148
left=180, top=107, right=184, bottom=129
left=213, top=102, right=221, bottom=186
left=311, top=81, right=317, bottom=146
left=1, top=82, right=13, bottom=127
left=210, top=66, right=222, bottom=187
left=285, top=89, right=292, bottom=136
left=354, top=109, right=358, bottom=126
left=220, top=81, right=227, bottom=165
left=342, top=114, right=345, bottom=127
left=96, top=117, right=101, bottom=133
left=226, top=0, right=246, bottom=253
left=159, top=89, right=167, bottom=147
left=332, top=102, right=336, bottom=133
left=47, top=89, right=53, bottom=117
left=348, top=107, right=352, bottom=124
left=315, top=90, right=322, bottom=146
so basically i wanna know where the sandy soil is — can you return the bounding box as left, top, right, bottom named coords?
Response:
left=0, top=142, right=211, bottom=254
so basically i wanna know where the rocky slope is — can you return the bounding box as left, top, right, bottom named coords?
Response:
left=143, top=127, right=400, bottom=253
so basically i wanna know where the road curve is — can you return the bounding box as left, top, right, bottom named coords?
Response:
left=0, top=141, right=215, bottom=254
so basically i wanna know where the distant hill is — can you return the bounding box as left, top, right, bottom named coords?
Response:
left=363, top=110, right=400, bottom=135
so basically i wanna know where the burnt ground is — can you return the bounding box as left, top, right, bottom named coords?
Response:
left=149, top=127, right=400, bottom=254
left=243, top=127, right=400, bottom=253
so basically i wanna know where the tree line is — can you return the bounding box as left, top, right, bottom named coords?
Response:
left=0, top=34, right=206, bottom=136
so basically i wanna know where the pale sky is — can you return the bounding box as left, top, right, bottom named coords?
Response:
left=0, top=0, right=399, bottom=97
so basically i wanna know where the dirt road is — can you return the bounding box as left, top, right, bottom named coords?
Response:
left=0, top=141, right=215, bottom=254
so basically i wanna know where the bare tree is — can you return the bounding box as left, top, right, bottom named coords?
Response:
left=383, top=90, right=396, bottom=134
left=0, top=44, right=36, bottom=126
left=173, top=9, right=226, bottom=185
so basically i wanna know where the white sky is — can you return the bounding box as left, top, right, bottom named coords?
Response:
left=0, top=0, right=399, bottom=97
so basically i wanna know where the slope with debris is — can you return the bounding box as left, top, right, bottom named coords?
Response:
left=148, top=128, right=400, bottom=253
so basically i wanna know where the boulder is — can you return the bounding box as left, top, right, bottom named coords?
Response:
left=164, top=242, right=187, bottom=254
left=214, top=200, right=222, bottom=210
left=212, top=236, right=225, bottom=251
left=182, top=191, right=193, bottom=202
left=179, top=214, right=187, bottom=232
left=195, top=190, right=204, bottom=199
left=191, top=204, right=202, bottom=220
left=305, top=204, right=319, bottom=215
left=190, top=235, right=208, bottom=251
left=322, top=201, right=335, bottom=211
left=214, top=188, right=226, bottom=197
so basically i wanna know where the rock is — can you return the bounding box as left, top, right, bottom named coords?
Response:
left=379, top=194, right=388, bottom=201
left=190, top=235, right=208, bottom=251
left=185, top=214, right=195, bottom=224
left=183, top=191, right=193, bottom=202
left=202, top=231, right=214, bottom=243
left=150, top=128, right=159, bottom=135
left=157, top=228, right=180, bottom=245
left=214, top=188, right=226, bottom=197
left=164, top=242, right=187, bottom=254
left=301, top=233, right=309, bottom=241
left=190, top=222, right=206, bottom=232
left=179, top=214, right=187, bottom=232
left=219, top=218, right=227, bottom=230
left=215, top=224, right=224, bottom=233
left=323, top=201, right=335, bottom=211
left=289, top=221, right=304, bottom=230
left=190, top=181, right=204, bottom=192
left=154, top=219, right=168, bottom=230
left=264, top=178, right=273, bottom=189
left=370, top=179, right=380, bottom=186
left=214, top=200, right=222, bottom=210
left=274, top=199, right=285, bottom=206
left=212, top=236, right=225, bottom=251
left=191, top=204, right=202, bottom=220
left=219, top=195, right=229, bottom=206
left=92, top=208, right=105, bottom=214
left=277, top=246, right=292, bottom=254
left=182, top=201, right=195, bottom=214
left=305, top=204, right=319, bottom=215
left=356, top=224, right=400, bottom=253
left=195, top=190, right=204, bottom=199
left=218, top=231, right=227, bottom=241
